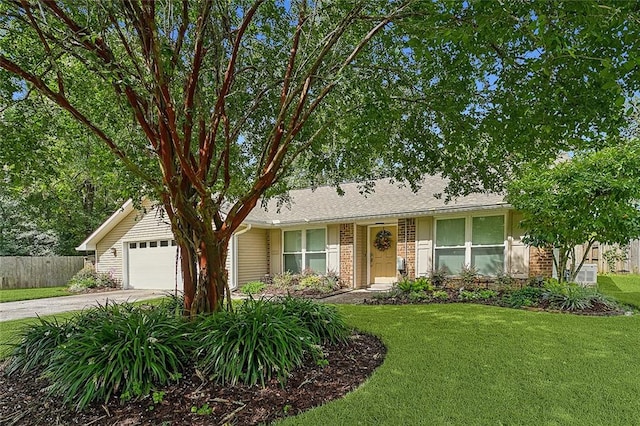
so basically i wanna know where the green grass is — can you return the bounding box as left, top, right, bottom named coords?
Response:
left=598, top=274, right=640, bottom=309
left=0, top=297, right=168, bottom=360
left=281, top=304, right=640, bottom=425
left=3, top=300, right=639, bottom=424
left=0, top=286, right=70, bottom=303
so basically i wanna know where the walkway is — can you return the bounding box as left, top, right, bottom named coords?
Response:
left=0, top=289, right=165, bottom=322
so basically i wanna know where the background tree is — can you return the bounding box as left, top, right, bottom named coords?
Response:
left=506, top=140, right=640, bottom=283
left=1, top=1, right=639, bottom=314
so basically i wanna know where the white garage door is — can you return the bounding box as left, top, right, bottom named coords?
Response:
left=127, top=239, right=182, bottom=290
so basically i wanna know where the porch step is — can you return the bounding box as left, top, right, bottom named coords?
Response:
left=368, top=283, right=394, bottom=292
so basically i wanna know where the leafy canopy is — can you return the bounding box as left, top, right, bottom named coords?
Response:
left=506, top=141, right=640, bottom=281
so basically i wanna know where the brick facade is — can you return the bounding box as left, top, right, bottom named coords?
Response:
left=397, top=218, right=416, bottom=279
left=339, top=223, right=354, bottom=287
left=529, top=247, right=553, bottom=278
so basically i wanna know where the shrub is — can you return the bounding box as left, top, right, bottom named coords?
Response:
left=408, top=291, right=430, bottom=302
left=494, top=271, right=515, bottom=288
left=297, top=275, right=324, bottom=290
left=543, top=284, right=594, bottom=311
left=5, top=316, right=78, bottom=376
left=476, top=289, right=498, bottom=300
left=430, top=267, right=449, bottom=288
left=272, top=271, right=295, bottom=288
left=276, top=296, right=349, bottom=344
left=398, top=276, right=433, bottom=293
left=241, top=281, right=266, bottom=295
left=431, top=290, right=449, bottom=301
left=195, top=298, right=319, bottom=386
left=459, top=264, right=479, bottom=286
left=458, top=290, right=479, bottom=301
left=67, top=266, right=119, bottom=292
left=508, top=286, right=546, bottom=308
left=43, top=303, right=191, bottom=410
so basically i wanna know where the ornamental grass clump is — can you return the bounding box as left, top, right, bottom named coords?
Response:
left=42, top=302, right=192, bottom=411
left=195, top=298, right=319, bottom=386
left=276, top=295, right=349, bottom=344
left=5, top=316, right=78, bottom=376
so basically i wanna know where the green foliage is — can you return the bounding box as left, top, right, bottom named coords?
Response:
left=67, top=266, right=119, bottom=293
left=240, top=281, right=267, bottom=295
left=494, top=272, right=515, bottom=288
left=397, top=276, right=433, bottom=293
left=271, top=271, right=340, bottom=293
left=43, top=303, right=191, bottom=410
left=508, top=287, right=546, bottom=308
left=191, top=403, right=213, bottom=415
left=195, top=298, right=319, bottom=387
left=430, top=268, right=449, bottom=288
left=459, top=265, right=479, bottom=286
left=602, top=245, right=629, bottom=273
left=458, top=289, right=497, bottom=301
left=431, top=290, right=450, bottom=302
left=277, top=296, right=349, bottom=345
left=408, top=291, right=431, bottom=302
left=507, top=140, right=640, bottom=282
left=5, top=316, right=77, bottom=376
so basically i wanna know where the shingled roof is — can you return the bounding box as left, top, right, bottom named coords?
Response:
left=245, top=175, right=508, bottom=226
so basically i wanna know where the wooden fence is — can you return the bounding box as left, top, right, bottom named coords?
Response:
left=578, top=240, right=640, bottom=274
left=0, top=256, right=85, bottom=289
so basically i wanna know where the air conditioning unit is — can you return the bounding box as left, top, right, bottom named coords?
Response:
left=574, top=264, right=598, bottom=285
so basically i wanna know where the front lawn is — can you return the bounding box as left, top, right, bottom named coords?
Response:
left=0, top=286, right=70, bottom=303
left=598, top=274, right=640, bottom=309
left=2, top=302, right=638, bottom=424
left=282, top=304, right=640, bottom=425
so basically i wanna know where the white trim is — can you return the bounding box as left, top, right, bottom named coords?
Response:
left=281, top=226, right=328, bottom=274
left=433, top=212, right=508, bottom=275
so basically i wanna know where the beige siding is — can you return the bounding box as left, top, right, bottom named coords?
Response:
left=95, top=201, right=173, bottom=281
left=237, top=228, right=268, bottom=285
left=508, top=211, right=529, bottom=277
left=269, top=229, right=282, bottom=276
left=354, top=225, right=367, bottom=288
left=415, top=216, right=433, bottom=277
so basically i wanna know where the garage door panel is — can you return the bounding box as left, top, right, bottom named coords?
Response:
left=128, top=240, right=182, bottom=290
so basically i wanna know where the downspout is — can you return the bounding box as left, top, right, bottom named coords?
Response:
left=231, top=224, right=252, bottom=290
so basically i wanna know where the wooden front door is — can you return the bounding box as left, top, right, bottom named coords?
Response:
left=370, top=225, right=397, bottom=284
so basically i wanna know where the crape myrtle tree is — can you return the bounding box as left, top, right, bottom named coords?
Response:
left=1, top=1, right=638, bottom=314
left=507, top=141, right=640, bottom=283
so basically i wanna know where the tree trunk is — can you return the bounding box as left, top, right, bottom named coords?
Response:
left=168, top=203, right=230, bottom=316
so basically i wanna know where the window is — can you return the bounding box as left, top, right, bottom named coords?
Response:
left=139, top=242, right=147, bottom=249
left=435, top=215, right=505, bottom=275
left=283, top=229, right=327, bottom=274
left=129, top=242, right=137, bottom=249
left=149, top=241, right=158, bottom=248
left=160, top=240, right=169, bottom=247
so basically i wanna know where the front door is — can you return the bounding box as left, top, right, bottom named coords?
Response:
left=370, top=225, right=397, bottom=284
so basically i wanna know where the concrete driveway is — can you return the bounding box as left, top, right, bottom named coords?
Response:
left=0, top=289, right=167, bottom=322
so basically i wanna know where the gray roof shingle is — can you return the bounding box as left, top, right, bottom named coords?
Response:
left=245, top=176, right=507, bottom=226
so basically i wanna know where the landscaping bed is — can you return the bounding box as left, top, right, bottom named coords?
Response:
left=0, top=296, right=384, bottom=425
left=363, top=274, right=630, bottom=316
left=237, top=270, right=346, bottom=299
left=0, top=332, right=384, bottom=426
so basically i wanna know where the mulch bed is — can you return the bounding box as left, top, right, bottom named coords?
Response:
left=363, top=290, right=628, bottom=316
left=0, top=332, right=385, bottom=426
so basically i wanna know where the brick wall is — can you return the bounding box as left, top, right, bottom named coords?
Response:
left=340, top=223, right=354, bottom=287
left=397, top=218, right=416, bottom=279
left=529, top=247, right=553, bottom=278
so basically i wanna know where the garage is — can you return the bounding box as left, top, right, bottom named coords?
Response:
left=127, top=239, right=182, bottom=290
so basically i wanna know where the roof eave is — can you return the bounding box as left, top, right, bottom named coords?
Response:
left=255, top=202, right=511, bottom=227
left=75, top=199, right=135, bottom=251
